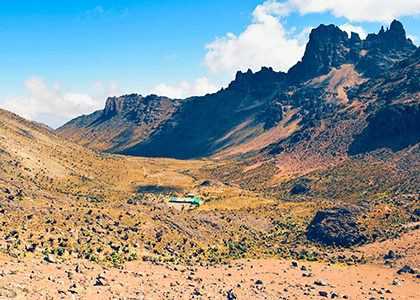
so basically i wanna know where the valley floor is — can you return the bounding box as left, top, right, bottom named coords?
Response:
left=0, top=229, right=419, bottom=300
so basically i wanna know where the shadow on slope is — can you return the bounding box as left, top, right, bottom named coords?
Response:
left=348, top=102, right=420, bottom=155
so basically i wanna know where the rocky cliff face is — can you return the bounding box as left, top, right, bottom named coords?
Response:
left=121, top=67, right=287, bottom=159
left=56, top=94, right=183, bottom=153
left=57, top=20, right=418, bottom=160
left=288, top=20, right=416, bottom=81
left=263, top=42, right=420, bottom=176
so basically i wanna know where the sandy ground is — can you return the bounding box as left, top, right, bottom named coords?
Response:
left=0, top=229, right=419, bottom=299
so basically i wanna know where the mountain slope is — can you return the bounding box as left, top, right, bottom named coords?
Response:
left=3, top=107, right=387, bottom=266
left=56, top=94, right=183, bottom=154
left=56, top=20, right=417, bottom=159
left=3, top=21, right=420, bottom=266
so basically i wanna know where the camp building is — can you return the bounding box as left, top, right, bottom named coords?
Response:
left=169, top=193, right=201, bottom=205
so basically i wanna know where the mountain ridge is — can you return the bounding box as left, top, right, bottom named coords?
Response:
left=56, top=20, right=418, bottom=160
left=1, top=20, right=420, bottom=284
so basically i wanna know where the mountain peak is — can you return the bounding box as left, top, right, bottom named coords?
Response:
left=389, top=19, right=404, bottom=34
left=287, top=24, right=349, bottom=81
left=288, top=20, right=417, bottom=82
left=57, top=20, right=418, bottom=159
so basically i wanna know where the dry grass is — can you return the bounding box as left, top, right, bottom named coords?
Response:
left=0, top=108, right=419, bottom=269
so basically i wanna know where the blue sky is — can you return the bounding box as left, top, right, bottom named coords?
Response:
left=1, top=1, right=420, bottom=128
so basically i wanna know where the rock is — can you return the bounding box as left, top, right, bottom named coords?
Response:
left=258, top=101, right=284, bottom=130
left=292, top=261, right=298, bottom=267
left=193, top=288, right=207, bottom=296
left=288, top=20, right=416, bottom=82
left=8, top=249, right=19, bottom=259
left=314, top=279, right=327, bottom=286
left=255, top=280, right=264, bottom=285
left=227, top=289, right=238, bottom=299
left=94, top=273, right=110, bottom=286
left=397, top=265, right=412, bottom=275
left=410, top=268, right=419, bottom=274
left=44, top=254, right=56, bottom=263
left=75, top=263, right=87, bottom=274
left=200, top=180, right=224, bottom=187
left=26, top=243, right=38, bottom=253
left=392, top=278, right=402, bottom=286
left=350, top=101, right=420, bottom=155
left=384, top=250, right=396, bottom=259
left=0, top=285, right=17, bottom=298
left=290, top=183, right=310, bottom=195
left=331, top=292, right=340, bottom=298
left=306, top=202, right=368, bottom=246
left=301, top=265, right=307, bottom=271
left=68, top=283, right=85, bottom=294
left=319, top=291, right=328, bottom=297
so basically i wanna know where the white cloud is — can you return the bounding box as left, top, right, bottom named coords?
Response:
left=287, top=0, right=420, bottom=23
left=202, top=0, right=305, bottom=77
left=296, top=26, right=315, bottom=46
left=202, top=0, right=420, bottom=78
left=0, top=76, right=121, bottom=128
left=339, top=23, right=368, bottom=39
left=149, top=77, right=219, bottom=99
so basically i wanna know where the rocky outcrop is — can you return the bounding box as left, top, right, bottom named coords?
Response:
left=347, top=47, right=420, bottom=155
left=200, top=180, right=225, bottom=187
left=257, top=101, right=284, bottom=130
left=288, top=20, right=416, bottom=82
left=349, top=102, right=420, bottom=155
left=290, top=183, right=310, bottom=195
left=228, top=66, right=287, bottom=94
left=56, top=94, right=183, bottom=153
left=288, top=24, right=350, bottom=82
left=57, top=20, right=418, bottom=160
left=356, top=20, right=417, bottom=77
left=306, top=202, right=369, bottom=246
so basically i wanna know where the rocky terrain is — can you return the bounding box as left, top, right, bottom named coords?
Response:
left=56, top=94, right=184, bottom=154
left=1, top=19, right=420, bottom=299
left=0, top=227, right=419, bottom=299
left=57, top=20, right=417, bottom=160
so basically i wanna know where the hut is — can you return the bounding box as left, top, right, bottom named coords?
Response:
left=169, top=193, right=201, bottom=205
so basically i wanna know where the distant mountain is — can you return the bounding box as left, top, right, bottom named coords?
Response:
left=56, top=94, right=184, bottom=154
left=263, top=46, right=420, bottom=175
left=31, top=121, right=54, bottom=131
left=288, top=20, right=416, bottom=81
left=56, top=20, right=418, bottom=160
left=3, top=20, right=420, bottom=262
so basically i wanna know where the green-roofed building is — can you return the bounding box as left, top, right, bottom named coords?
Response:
left=169, top=193, right=201, bottom=205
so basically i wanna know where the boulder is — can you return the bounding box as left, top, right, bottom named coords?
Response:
left=94, top=273, right=110, bottom=286
left=306, top=202, right=368, bottom=246
left=44, top=254, right=56, bottom=263
left=200, top=180, right=224, bottom=187
left=384, top=250, right=396, bottom=259
left=290, top=183, right=310, bottom=195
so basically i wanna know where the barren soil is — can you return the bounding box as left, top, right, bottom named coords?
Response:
left=0, top=229, right=419, bottom=300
